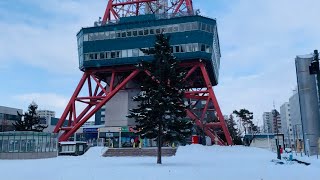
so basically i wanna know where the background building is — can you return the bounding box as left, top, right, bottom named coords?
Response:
left=263, top=112, right=273, bottom=133
left=37, top=110, right=56, bottom=132
left=0, top=106, right=23, bottom=132
left=289, top=89, right=303, bottom=149
left=263, top=109, right=281, bottom=134
left=280, top=102, right=294, bottom=148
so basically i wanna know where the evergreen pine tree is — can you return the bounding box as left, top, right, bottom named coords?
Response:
left=233, top=109, right=253, bottom=134
left=128, top=34, right=193, bottom=164
left=13, top=102, right=47, bottom=132
left=226, top=114, right=242, bottom=145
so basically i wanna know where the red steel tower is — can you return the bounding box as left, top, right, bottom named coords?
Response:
left=53, top=0, right=232, bottom=145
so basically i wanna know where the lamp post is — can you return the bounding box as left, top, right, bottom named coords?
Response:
left=119, top=127, right=122, bottom=148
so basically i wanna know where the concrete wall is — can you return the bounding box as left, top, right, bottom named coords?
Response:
left=295, top=54, right=320, bottom=155
left=0, top=151, right=57, bottom=159
left=105, top=89, right=139, bottom=127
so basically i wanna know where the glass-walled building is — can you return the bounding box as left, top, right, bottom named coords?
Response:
left=0, top=131, right=58, bottom=159
left=0, top=106, right=23, bottom=132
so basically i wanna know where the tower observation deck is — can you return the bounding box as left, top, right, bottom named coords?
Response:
left=77, top=13, right=221, bottom=85
left=55, top=0, right=232, bottom=145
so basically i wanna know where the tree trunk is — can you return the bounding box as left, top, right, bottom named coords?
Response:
left=157, top=123, right=162, bottom=164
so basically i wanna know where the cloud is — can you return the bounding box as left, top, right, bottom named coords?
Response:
left=12, top=93, right=69, bottom=115
left=2, top=0, right=320, bottom=127
left=206, top=0, right=320, bottom=124
left=0, top=0, right=105, bottom=75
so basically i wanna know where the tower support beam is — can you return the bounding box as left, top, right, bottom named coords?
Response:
left=102, top=0, right=194, bottom=25
left=54, top=62, right=232, bottom=145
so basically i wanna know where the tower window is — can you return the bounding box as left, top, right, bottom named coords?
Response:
left=100, top=52, right=105, bottom=59
left=122, top=32, right=126, bottom=38
left=144, top=29, right=149, bottom=35
left=127, top=31, right=132, bottom=37
left=156, top=28, right=161, bottom=34
left=111, top=51, right=116, bottom=59
left=150, top=29, right=155, bottom=35
left=174, top=46, right=180, bottom=53
left=132, top=30, right=138, bottom=37
left=138, top=29, right=144, bottom=36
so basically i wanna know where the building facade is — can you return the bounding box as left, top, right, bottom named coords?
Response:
left=280, top=102, right=294, bottom=148
left=37, top=110, right=56, bottom=133
left=263, top=109, right=281, bottom=134
left=263, top=112, right=272, bottom=133
left=0, top=106, right=23, bottom=132
left=289, top=90, right=303, bottom=148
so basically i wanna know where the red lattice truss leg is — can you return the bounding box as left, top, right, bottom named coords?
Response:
left=54, top=63, right=232, bottom=145
left=53, top=67, right=140, bottom=141
left=184, top=63, right=232, bottom=145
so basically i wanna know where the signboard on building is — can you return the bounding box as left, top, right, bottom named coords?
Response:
left=83, top=128, right=98, bottom=133
left=106, top=133, right=113, bottom=137
left=121, top=126, right=129, bottom=132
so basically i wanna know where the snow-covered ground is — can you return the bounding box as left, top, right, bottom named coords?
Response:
left=0, top=145, right=319, bottom=180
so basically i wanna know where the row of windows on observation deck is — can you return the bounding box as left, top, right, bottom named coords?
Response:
left=79, top=21, right=216, bottom=43
left=84, top=43, right=212, bottom=61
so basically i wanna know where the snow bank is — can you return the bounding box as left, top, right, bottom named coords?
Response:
left=0, top=145, right=319, bottom=180
left=81, top=146, right=108, bottom=158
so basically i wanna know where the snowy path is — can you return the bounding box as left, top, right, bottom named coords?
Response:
left=0, top=145, right=319, bottom=180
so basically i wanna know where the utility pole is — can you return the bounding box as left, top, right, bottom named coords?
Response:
left=273, top=102, right=281, bottom=160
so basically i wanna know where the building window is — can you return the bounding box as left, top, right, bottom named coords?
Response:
left=116, top=31, right=121, bottom=38
left=127, top=49, right=133, bottom=57
left=156, top=28, right=161, bottom=34
left=106, top=52, right=110, bottom=59
left=122, top=31, right=127, bottom=38
left=201, top=23, right=206, bottom=31
left=138, top=49, right=144, bottom=56
left=150, top=29, right=155, bottom=35
left=105, top=31, right=110, bottom=39
left=179, top=24, right=185, bottom=32
left=126, top=31, right=132, bottom=37
left=186, top=44, right=192, bottom=52
left=138, top=29, right=144, bottom=36
left=181, top=44, right=186, bottom=52
left=83, top=34, right=89, bottom=41
left=116, top=51, right=121, bottom=58
left=110, top=31, right=115, bottom=39
left=144, top=29, right=149, bottom=36
left=174, top=45, right=180, bottom=53
left=193, top=43, right=199, bottom=51
left=173, top=25, right=179, bottom=32
left=100, top=52, right=105, bottom=59
left=84, top=54, right=89, bottom=61
left=185, top=23, right=191, bottom=31
left=206, top=24, right=211, bottom=32
left=132, top=30, right=138, bottom=37
left=122, top=50, right=127, bottom=58
left=192, top=22, right=198, bottom=30
left=111, top=51, right=116, bottom=58
left=132, top=49, right=139, bottom=57
left=205, top=45, right=211, bottom=53
left=200, top=44, right=206, bottom=52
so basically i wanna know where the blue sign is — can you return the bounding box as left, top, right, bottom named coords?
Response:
left=83, top=128, right=98, bottom=133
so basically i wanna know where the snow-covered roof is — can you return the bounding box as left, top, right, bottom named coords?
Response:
left=297, top=54, right=313, bottom=59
